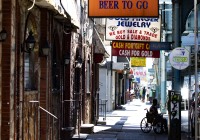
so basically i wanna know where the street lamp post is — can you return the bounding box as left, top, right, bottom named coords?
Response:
left=172, top=0, right=181, bottom=92
left=169, top=0, right=181, bottom=139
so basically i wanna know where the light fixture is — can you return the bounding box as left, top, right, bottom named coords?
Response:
left=41, top=41, right=50, bottom=56
left=63, top=24, right=72, bottom=35
left=23, top=30, right=36, bottom=53
left=0, top=28, right=7, bottom=42
left=75, top=56, right=82, bottom=68
left=64, top=53, right=70, bottom=65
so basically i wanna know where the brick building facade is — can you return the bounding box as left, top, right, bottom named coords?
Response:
left=0, top=0, right=104, bottom=139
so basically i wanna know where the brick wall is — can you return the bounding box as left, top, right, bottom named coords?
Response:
left=1, top=0, right=12, bottom=139
left=40, top=8, right=48, bottom=140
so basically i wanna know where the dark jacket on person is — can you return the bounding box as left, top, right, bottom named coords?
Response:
left=150, top=99, right=158, bottom=116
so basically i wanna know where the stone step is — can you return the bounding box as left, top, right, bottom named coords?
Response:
left=80, top=124, right=94, bottom=134
left=97, top=120, right=107, bottom=125
left=70, top=133, right=88, bottom=140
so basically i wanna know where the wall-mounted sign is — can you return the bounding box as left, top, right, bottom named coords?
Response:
left=131, top=57, right=146, bottom=67
left=106, top=17, right=161, bottom=42
left=169, top=47, right=190, bottom=70
left=88, top=0, right=159, bottom=17
left=112, top=41, right=160, bottom=58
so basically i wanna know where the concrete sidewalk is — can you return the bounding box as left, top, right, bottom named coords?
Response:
left=72, top=99, right=190, bottom=140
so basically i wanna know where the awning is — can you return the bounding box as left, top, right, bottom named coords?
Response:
left=112, top=62, right=125, bottom=70
left=94, top=53, right=105, bottom=63
left=34, top=0, right=65, bottom=16
left=93, top=28, right=110, bottom=64
left=117, top=56, right=130, bottom=64
left=93, top=28, right=106, bottom=54
left=92, top=28, right=109, bottom=63
left=60, top=0, right=80, bottom=28
left=33, top=0, right=80, bottom=28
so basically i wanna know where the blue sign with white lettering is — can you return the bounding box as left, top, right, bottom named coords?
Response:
left=149, top=42, right=172, bottom=50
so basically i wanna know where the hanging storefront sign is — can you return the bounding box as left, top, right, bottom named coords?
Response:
left=88, top=0, right=159, bottom=17
left=169, top=47, right=190, bottom=70
left=131, top=57, right=146, bottom=67
left=133, top=67, right=146, bottom=84
left=149, top=42, right=172, bottom=50
left=112, top=41, right=160, bottom=58
left=106, top=17, right=161, bottom=42
left=134, top=70, right=146, bottom=76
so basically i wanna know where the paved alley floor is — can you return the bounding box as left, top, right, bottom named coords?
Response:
left=74, top=99, right=190, bottom=140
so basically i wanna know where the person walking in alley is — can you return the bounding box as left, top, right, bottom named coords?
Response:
left=142, top=87, right=146, bottom=102
left=139, top=86, right=143, bottom=100
left=134, top=85, right=139, bottom=99
left=146, top=87, right=150, bottom=102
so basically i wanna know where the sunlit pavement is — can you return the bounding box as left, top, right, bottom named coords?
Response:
left=75, top=99, right=189, bottom=140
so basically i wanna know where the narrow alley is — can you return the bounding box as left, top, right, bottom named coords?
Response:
left=73, top=99, right=189, bottom=140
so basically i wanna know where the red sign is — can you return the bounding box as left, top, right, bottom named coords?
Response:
left=112, top=41, right=160, bottom=58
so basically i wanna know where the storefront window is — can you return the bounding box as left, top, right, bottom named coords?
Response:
left=23, top=23, right=38, bottom=90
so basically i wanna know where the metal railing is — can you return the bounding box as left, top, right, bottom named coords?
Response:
left=99, top=99, right=108, bottom=120
left=29, top=101, right=58, bottom=140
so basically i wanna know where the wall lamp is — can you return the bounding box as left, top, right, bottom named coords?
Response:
left=64, top=53, right=70, bottom=65
left=0, top=29, right=7, bottom=42
left=41, top=41, right=50, bottom=56
left=75, top=56, right=82, bottom=68
left=22, top=30, right=36, bottom=53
